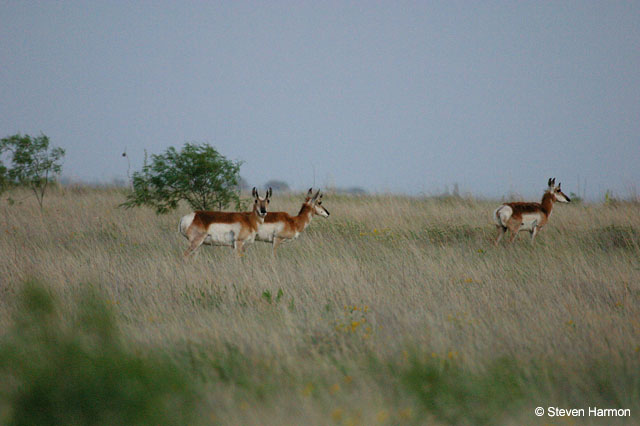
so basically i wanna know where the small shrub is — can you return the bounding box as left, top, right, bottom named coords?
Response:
left=0, top=133, right=65, bottom=209
left=121, top=143, right=244, bottom=214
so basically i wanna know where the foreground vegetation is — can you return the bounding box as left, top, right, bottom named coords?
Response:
left=0, top=187, right=638, bottom=425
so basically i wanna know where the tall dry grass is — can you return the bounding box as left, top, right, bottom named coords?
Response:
left=0, top=187, right=638, bottom=425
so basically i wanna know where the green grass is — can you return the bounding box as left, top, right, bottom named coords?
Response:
left=0, top=187, right=638, bottom=424
left=0, top=281, right=197, bottom=426
left=590, top=225, right=640, bottom=251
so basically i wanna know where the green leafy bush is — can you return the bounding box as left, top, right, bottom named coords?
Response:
left=0, top=133, right=65, bottom=209
left=121, top=143, right=243, bottom=214
left=0, top=161, right=8, bottom=195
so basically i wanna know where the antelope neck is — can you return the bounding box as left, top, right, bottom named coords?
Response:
left=540, top=192, right=555, bottom=217
left=295, top=204, right=313, bottom=232
left=251, top=205, right=265, bottom=225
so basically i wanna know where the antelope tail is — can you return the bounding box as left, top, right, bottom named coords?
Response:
left=178, top=212, right=196, bottom=238
left=493, top=205, right=512, bottom=228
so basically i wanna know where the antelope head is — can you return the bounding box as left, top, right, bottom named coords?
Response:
left=304, top=188, right=330, bottom=218
left=252, top=187, right=272, bottom=218
left=547, top=178, right=570, bottom=203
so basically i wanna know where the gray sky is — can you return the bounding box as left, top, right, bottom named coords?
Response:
left=2, top=1, right=639, bottom=199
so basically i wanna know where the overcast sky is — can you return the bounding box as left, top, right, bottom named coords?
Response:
left=1, top=1, right=639, bottom=199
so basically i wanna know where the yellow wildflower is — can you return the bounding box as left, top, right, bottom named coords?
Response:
left=331, top=408, right=343, bottom=422
left=399, top=408, right=413, bottom=420
left=376, top=410, right=389, bottom=423
left=302, top=383, right=314, bottom=396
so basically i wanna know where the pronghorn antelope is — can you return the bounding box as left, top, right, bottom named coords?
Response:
left=494, top=178, right=570, bottom=245
left=179, top=187, right=272, bottom=258
left=255, top=188, right=330, bottom=255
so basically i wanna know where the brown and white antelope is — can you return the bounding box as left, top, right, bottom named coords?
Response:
left=255, top=188, right=330, bottom=255
left=179, top=187, right=272, bottom=258
left=493, top=178, right=570, bottom=245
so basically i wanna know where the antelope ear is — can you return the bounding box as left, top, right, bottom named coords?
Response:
left=307, top=188, right=313, bottom=196
left=318, top=192, right=323, bottom=200
left=557, top=182, right=561, bottom=189
left=547, top=178, right=553, bottom=187
left=312, top=190, right=320, bottom=201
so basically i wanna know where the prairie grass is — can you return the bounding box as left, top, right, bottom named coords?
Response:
left=0, top=187, right=638, bottom=425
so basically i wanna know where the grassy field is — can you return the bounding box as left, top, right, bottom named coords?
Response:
left=0, top=187, right=639, bottom=425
